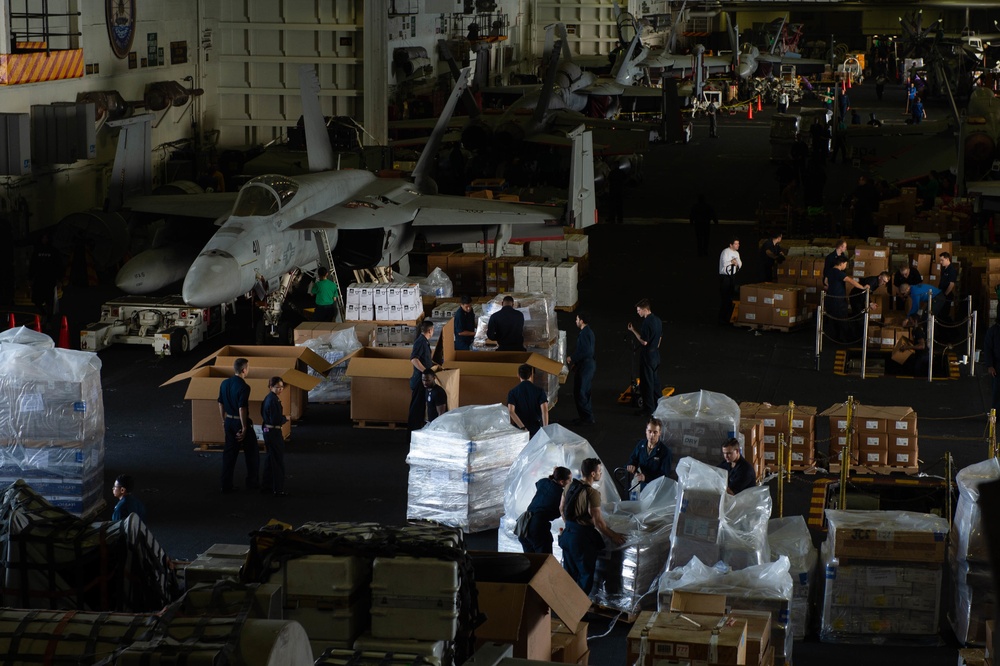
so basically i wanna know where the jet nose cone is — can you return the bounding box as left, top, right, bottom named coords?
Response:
left=182, top=252, right=243, bottom=307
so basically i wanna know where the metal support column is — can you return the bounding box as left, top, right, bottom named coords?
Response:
left=838, top=395, right=855, bottom=510
left=815, top=294, right=824, bottom=371
left=928, top=311, right=936, bottom=382
left=860, top=290, right=870, bottom=379
left=970, top=304, right=978, bottom=378
left=990, top=409, right=997, bottom=459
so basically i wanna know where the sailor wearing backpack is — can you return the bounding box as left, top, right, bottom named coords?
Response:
left=558, top=458, right=626, bottom=593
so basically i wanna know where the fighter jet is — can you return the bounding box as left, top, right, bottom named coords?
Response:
left=118, top=66, right=593, bottom=308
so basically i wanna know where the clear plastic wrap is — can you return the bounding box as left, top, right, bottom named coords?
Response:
left=472, top=293, right=558, bottom=348
left=300, top=327, right=363, bottom=403
left=497, top=424, right=603, bottom=559
left=0, top=345, right=104, bottom=517
left=719, top=485, right=772, bottom=570
left=421, top=267, right=454, bottom=298
left=594, top=476, right=678, bottom=613
left=0, top=327, right=54, bottom=349
left=769, top=516, right=818, bottom=640
left=949, top=458, right=1000, bottom=645
left=657, top=556, right=795, bottom=664
left=653, top=391, right=740, bottom=464
left=824, top=509, right=949, bottom=563
left=667, top=458, right=727, bottom=571
left=406, top=404, right=529, bottom=532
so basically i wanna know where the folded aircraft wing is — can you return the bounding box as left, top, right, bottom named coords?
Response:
left=406, top=195, right=564, bottom=226
left=124, top=193, right=239, bottom=220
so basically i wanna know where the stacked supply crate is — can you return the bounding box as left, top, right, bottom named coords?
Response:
left=0, top=345, right=105, bottom=516
left=666, top=459, right=726, bottom=570
left=370, top=556, right=459, bottom=643
left=821, top=404, right=918, bottom=471
left=282, top=555, right=372, bottom=651
left=949, top=459, right=999, bottom=646
left=654, top=390, right=740, bottom=466
left=427, top=252, right=487, bottom=296
left=737, top=283, right=813, bottom=329
left=821, top=510, right=949, bottom=644
left=739, top=416, right=766, bottom=480
left=405, top=405, right=529, bottom=532
left=768, top=517, right=818, bottom=640
left=739, top=402, right=817, bottom=472
left=512, top=261, right=579, bottom=309
left=776, top=256, right=825, bottom=306
left=345, top=283, right=424, bottom=323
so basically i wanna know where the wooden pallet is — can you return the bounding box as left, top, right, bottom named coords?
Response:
left=353, top=420, right=408, bottom=430
left=554, top=300, right=578, bottom=313
left=828, top=463, right=921, bottom=476
left=193, top=443, right=268, bottom=453
left=733, top=321, right=810, bottom=333
left=589, top=602, right=640, bottom=625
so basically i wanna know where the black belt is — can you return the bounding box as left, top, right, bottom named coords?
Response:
left=224, top=414, right=242, bottom=419
left=262, top=424, right=281, bottom=428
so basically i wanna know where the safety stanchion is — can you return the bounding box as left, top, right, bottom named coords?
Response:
left=860, top=290, right=870, bottom=379
left=839, top=396, right=855, bottom=510
left=57, top=316, right=69, bottom=349
left=969, top=298, right=977, bottom=377
left=815, top=294, right=824, bottom=370
left=927, top=311, right=935, bottom=382
left=990, top=409, right=997, bottom=459
left=6, top=313, right=14, bottom=330
left=786, top=401, right=795, bottom=484
left=777, top=433, right=786, bottom=518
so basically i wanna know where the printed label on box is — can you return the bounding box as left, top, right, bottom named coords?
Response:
left=894, top=420, right=909, bottom=430
left=866, top=452, right=881, bottom=462
left=895, top=453, right=910, bottom=464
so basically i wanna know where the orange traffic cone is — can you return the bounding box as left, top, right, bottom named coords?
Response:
left=747, top=101, right=753, bottom=120
left=6, top=313, right=14, bottom=329
left=33, top=314, right=41, bottom=332
left=757, top=95, right=762, bottom=111
left=57, top=316, right=69, bottom=349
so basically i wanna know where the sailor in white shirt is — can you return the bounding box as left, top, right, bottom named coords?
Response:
left=718, top=238, right=742, bottom=324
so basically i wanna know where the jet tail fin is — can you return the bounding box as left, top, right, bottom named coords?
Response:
left=567, top=125, right=596, bottom=229
left=438, top=40, right=481, bottom=119
left=299, top=65, right=335, bottom=172
left=532, top=28, right=565, bottom=129
left=105, top=113, right=154, bottom=212
left=412, top=67, right=471, bottom=194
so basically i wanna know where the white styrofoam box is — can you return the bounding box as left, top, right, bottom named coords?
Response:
left=386, top=286, right=403, bottom=306
left=513, top=264, right=530, bottom=291
left=527, top=241, right=544, bottom=256
left=376, top=327, right=390, bottom=344
left=346, top=288, right=362, bottom=306
left=540, top=264, right=557, bottom=282
left=545, top=239, right=568, bottom=259
left=359, top=285, right=374, bottom=301
left=375, top=305, right=391, bottom=321
left=370, top=556, right=459, bottom=641
left=283, top=555, right=370, bottom=598
left=461, top=242, right=479, bottom=253
left=345, top=303, right=362, bottom=320
left=502, top=242, right=525, bottom=257
left=358, top=304, right=374, bottom=321
left=352, top=633, right=446, bottom=665
left=565, top=234, right=588, bottom=257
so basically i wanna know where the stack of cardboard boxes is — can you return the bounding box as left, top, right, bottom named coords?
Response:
left=739, top=403, right=817, bottom=472
left=428, top=251, right=488, bottom=296
left=774, top=256, right=825, bottom=306
left=345, top=283, right=424, bottom=323
left=511, top=261, right=580, bottom=308
left=737, top=283, right=814, bottom=329
left=821, top=510, right=949, bottom=644
left=949, top=459, right=998, bottom=647
left=821, top=404, right=919, bottom=470
left=631, top=592, right=774, bottom=666
left=739, top=416, right=766, bottom=480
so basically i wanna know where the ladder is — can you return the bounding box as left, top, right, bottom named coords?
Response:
left=315, top=230, right=345, bottom=322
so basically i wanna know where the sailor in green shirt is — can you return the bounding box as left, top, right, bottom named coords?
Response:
left=310, top=266, right=338, bottom=321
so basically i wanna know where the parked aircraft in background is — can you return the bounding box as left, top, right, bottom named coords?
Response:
left=114, top=66, right=593, bottom=309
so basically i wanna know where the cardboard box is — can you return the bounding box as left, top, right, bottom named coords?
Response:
left=551, top=618, right=588, bottom=664
left=831, top=521, right=946, bottom=563
left=161, top=366, right=319, bottom=443
left=344, top=346, right=460, bottom=422
left=729, top=609, right=772, bottom=666
left=474, top=553, right=590, bottom=662
left=627, top=610, right=747, bottom=666
left=891, top=337, right=915, bottom=365
left=293, top=321, right=377, bottom=346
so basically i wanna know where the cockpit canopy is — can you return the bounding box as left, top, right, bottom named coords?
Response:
left=232, top=175, right=299, bottom=217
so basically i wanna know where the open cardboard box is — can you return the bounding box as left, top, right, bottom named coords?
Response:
left=190, top=344, right=340, bottom=420
left=345, top=319, right=562, bottom=422
left=293, top=321, right=377, bottom=346
left=473, top=553, right=591, bottom=662
left=161, top=366, right=318, bottom=443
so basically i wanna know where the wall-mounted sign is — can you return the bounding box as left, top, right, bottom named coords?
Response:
left=170, top=41, right=188, bottom=65
left=106, top=0, right=137, bottom=59
left=128, top=52, right=137, bottom=69
left=147, top=33, right=158, bottom=66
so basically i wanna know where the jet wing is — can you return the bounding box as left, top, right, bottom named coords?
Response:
left=124, top=193, right=239, bottom=219
left=406, top=195, right=564, bottom=226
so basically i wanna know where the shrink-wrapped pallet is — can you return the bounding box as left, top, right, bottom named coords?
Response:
left=0, top=326, right=54, bottom=349
left=0, top=345, right=104, bottom=516
left=821, top=510, right=948, bottom=645
left=653, top=391, right=740, bottom=464
left=658, top=556, right=795, bottom=665
left=472, top=293, right=558, bottom=349
left=593, top=477, right=677, bottom=613
left=406, top=405, right=528, bottom=532
left=768, top=516, right=817, bottom=640
left=719, top=486, right=772, bottom=570
left=949, top=458, right=999, bottom=645
left=300, top=327, right=363, bottom=402
left=666, top=458, right=726, bottom=571
left=497, top=425, right=603, bottom=558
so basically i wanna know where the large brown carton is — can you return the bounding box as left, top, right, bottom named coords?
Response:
left=344, top=347, right=459, bottom=423
left=293, top=321, right=377, bottom=346
left=551, top=618, right=588, bottom=664
left=831, top=519, right=947, bottom=563
left=627, top=610, right=748, bottom=666
left=729, top=610, right=772, bottom=666
left=161, top=366, right=318, bottom=443
left=474, top=553, right=590, bottom=662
